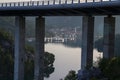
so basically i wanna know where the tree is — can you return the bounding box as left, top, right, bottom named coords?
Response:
left=94, top=34, right=120, bottom=79
left=24, top=52, right=55, bottom=80
left=64, top=70, right=77, bottom=80
left=98, top=57, right=120, bottom=80
left=0, top=29, right=55, bottom=80
left=44, top=52, right=55, bottom=77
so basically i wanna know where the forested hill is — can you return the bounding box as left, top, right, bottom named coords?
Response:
left=0, top=17, right=15, bottom=33
left=0, top=16, right=120, bottom=37
left=46, top=16, right=82, bottom=28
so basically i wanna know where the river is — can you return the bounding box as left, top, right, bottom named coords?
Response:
left=44, top=43, right=102, bottom=80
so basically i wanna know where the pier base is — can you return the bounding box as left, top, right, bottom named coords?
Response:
left=34, top=16, right=45, bottom=80
left=78, top=16, right=94, bottom=80
left=103, top=16, right=115, bottom=59
left=14, top=16, right=25, bottom=80
left=81, top=16, right=94, bottom=69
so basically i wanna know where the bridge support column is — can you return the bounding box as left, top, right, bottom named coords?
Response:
left=103, top=16, right=115, bottom=59
left=81, top=16, right=94, bottom=69
left=14, top=16, right=25, bottom=80
left=34, top=16, right=45, bottom=80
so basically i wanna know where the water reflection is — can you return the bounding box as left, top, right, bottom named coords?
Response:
left=44, top=43, right=102, bottom=80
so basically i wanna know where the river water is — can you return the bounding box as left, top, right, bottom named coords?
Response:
left=44, top=43, right=102, bottom=80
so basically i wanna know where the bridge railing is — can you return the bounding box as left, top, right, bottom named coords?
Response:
left=0, top=0, right=118, bottom=7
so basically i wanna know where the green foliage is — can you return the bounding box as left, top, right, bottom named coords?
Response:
left=0, top=29, right=55, bottom=80
left=24, top=59, right=34, bottom=80
left=24, top=52, right=55, bottom=79
left=64, top=70, right=77, bottom=80
left=25, top=45, right=34, bottom=54
left=93, top=35, right=120, bottom=79
left=0, top=17, right=15, bottom=26
left=44, top=52, right=55, bottom=77
left=98, top=57, right=120, bottom=80
left=0, top=29, right=14, bottom=80
left=90, top=78, right=98, bottom=80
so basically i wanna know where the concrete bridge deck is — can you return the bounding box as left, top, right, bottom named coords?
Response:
left=0, top=0, right=119, bottom=16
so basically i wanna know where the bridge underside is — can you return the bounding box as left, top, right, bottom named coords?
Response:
left=0, top=1, right=120, bottom=16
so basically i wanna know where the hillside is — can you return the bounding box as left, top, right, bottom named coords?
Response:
left=0, top=16, right=120, bottom=38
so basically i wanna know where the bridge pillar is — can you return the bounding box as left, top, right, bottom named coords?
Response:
left=103, top=16, right=115, bottom=59
left=81, top=16, right=94, bottom=69
left=34, top=16, right=45, bottom=80
left=14, top=16, right=25, bottom=80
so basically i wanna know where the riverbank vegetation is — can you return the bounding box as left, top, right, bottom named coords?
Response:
left=64, top=57, right=120, bottom=80
left=64, top=34, right=120, bottom=80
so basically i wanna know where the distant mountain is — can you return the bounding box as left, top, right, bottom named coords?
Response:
left=0, top=16, right=120, bottom=38
left=115, top=16, right=120, bottom=34
left=45, top=16, right=104, bottom=37
left=46, top=16, right=82, bottom=28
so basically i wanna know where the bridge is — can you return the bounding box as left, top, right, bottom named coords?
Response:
left=0, top=0, right=119, bottom=80
left=0, top=0, right=120, bottom=15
